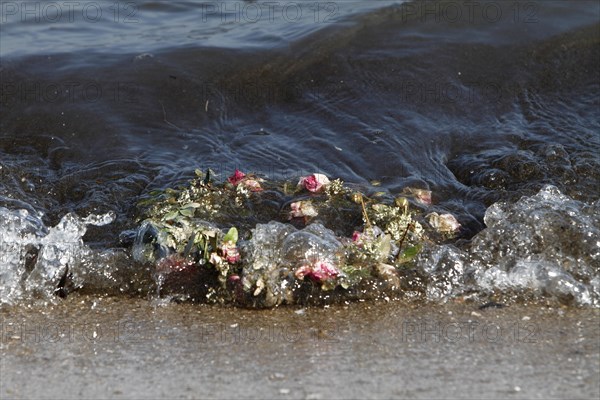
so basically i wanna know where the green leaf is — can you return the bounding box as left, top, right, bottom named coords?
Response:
left=194, top=169, right=203, bottom=177
left=223, top=227, right=238, bottom=244
left=194, top=234, right=207, bottom=252
left=402, top=245, right=421, bottom=258
left=182, top=202, right=201, bottom=209
left=164, top=210, right=179, bottom=221
left=179, top=208, right=195, bottom=217
left=397, top=244, right=422, bottom=264
left=183, top=233, right=196, bottom=258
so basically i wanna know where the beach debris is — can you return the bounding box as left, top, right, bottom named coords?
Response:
left=132, top=169, right=457, bottom=306
left=295, top=260, right=340, bottom=284
left=228, top=169, right=263, bottom=192
left=403, top=187, right=432, bottom=205
left=427, top=212, right=461, bottom=236
left=298, top=173, right=330, bottom=193
left=289, top=200, right=318, bottom=220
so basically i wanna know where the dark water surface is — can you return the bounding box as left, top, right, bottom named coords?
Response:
left=1, top=1, right=599, bottom=306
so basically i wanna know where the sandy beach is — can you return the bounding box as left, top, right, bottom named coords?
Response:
left=1, top=296, right=598, bottom=399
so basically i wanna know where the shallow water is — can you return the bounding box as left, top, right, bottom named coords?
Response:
left=1, top=1, right=599, bottom=307
left=1, top=296, right=599, bottom=399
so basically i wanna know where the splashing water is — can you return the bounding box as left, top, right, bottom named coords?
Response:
left=0, top=207, right=117, bottom=305
left=418, top=186, right=600, bottom=306
left=238, top=221, right=345, bottom=307
left=2, top=186, right=598, bottom=307
left=243, top=186, right=599, bottom=306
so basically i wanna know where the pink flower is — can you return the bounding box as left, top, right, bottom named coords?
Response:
left=228, top=169, right=262, bottom=192
left=221, top=242, right=240, bottom=263
left=298, top=173, right=330, bottom=193
left=352, top=231, right=362, bottom=242
left=228, top=169, right=246, bottom=185
left=295, top=261, right=339, bottom=283
left=289, top=200, right=318, bottom=219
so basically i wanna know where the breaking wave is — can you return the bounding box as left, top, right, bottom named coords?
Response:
left=1, top=185, right=598, bottom=307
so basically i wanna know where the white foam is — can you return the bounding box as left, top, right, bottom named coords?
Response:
left=0, top=207, right=115, bottom=304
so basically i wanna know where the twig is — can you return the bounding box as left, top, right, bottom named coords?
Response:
left=359, top=194, right=372, bottom=229
left=397, top=223, right=413, bottom=255
left=160, top=101, right=181, bottom=130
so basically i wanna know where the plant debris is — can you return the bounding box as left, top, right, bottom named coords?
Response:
left=133, top=170, right=462, bottom=307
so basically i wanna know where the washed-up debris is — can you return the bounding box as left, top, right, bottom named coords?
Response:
left=133, top=170, right=461, bottom=307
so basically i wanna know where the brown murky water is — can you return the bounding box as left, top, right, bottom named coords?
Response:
left=1, top=296, right=598, bottom=399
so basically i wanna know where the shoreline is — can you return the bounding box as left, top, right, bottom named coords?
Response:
left=1, top=296, right=598, bottom=399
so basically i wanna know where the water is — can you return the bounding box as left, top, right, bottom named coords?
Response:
left=2, top=297, right=599, bottom=399
left=418, top=186, right=600, bottom=306
left=1, top=0, right=599, bottom=307
left=0, top=207, right=140, bottom=303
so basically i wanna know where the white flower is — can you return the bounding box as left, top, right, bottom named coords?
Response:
left=427, top=212, right=461, bottom=234
left=289, top=201, right=318, bottom=219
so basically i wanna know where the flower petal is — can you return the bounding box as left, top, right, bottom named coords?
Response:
left=228, top=169, right=246, bottom=185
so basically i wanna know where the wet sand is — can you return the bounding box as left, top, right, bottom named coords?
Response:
left=1, top=296, right=598, bottom=399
